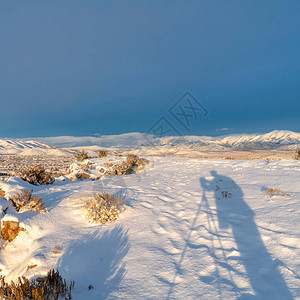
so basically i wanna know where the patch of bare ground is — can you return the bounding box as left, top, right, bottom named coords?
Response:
left=0, top=154, right=73, bottom=177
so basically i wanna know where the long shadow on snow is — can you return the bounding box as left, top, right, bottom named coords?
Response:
left=200, top=170, right=293, bottom=300
left=58, top=225, right=129, bottom=300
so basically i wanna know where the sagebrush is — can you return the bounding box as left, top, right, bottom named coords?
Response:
left=103, top=154, right=147, bottom=176
left=1, top=220, right=25, bottom=242
left=19, top=165, right=55, bottom=186
left=295, top=148, right=300, bottom=160
left=0, top=269, right=74, bottom=300
left=98, top=150, right=108, bottom=158
left=84, top=192, right=126, bottom=224
left=10, top=189, right=47, bottom=213
left=75, top=150, right=89, bottom=162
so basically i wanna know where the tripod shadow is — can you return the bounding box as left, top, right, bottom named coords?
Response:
left=200, top=170, right=293, bottom=299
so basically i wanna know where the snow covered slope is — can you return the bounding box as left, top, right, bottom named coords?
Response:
left=0, top=139, right=69, bottom=155
left=0, top=157, right=299, bottom=299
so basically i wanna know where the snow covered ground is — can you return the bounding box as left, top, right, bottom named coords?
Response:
left=0, top=156, right=299, bottom=299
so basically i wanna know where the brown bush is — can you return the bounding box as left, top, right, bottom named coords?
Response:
left=126, top=154, right=139, bottom=165
left=53, top=245, right=61, bottom=255
left=10, top=190, right=47, bottom=213
left=126, top=154, right=147, bottom=168
left=104, top=161, right=132, bottom=176
left=0, top=188, right=5, bottom=197
left=19, top=165, right=55, bottom=186
left=84, top=192, right=126, bottom=224
left=98, top=150, right=108, bottom=158
left=1, top=220, right=25, bottom=242
left=295, top=148, right=300, bottom=160
left=265, top=188, right=291, bottom=198
left=0, top=269, right=74, bottom=300
left=74, top=150, right=89, bottom=162
left=104, top=154, right=148, bottom=176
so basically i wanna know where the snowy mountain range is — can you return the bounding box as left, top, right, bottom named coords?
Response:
left=0, top=139, right=67, bottom=155
left=158, top=130, right=300, bottom=151
left=1, top=130, right=300, bottom=154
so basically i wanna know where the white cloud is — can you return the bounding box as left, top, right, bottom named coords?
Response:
left=216, top=128, right=231, bottom=131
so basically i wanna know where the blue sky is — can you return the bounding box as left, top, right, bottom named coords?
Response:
left=1, top=0, right=299, bottom=138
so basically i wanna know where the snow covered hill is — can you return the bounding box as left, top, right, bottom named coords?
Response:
left=1, top=130, right=300, bottom=156
left=0, top=139, right=69, bottom=156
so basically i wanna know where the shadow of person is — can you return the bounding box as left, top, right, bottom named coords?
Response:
left=200, top=170, right=293, bottom=299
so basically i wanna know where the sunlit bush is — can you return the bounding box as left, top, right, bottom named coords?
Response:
left=19, top=165, right=55, bottom=185
left=104, top=154, right=147, bottom=176
left=74, top=150, right=89, bottom=162
left=84, top=192, right=126, bottom=224
left=10, top=189, right=47, bottom=213
left=98, top=150, right=108, bottom=158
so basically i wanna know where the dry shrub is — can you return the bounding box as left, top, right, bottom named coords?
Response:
left=98, top=150, right=108, bottom=158
left=126, top=154, right=147, bottom=168
left=0, top=188, right=5, bottom=197
left=265, top=188, right=291, bottom=197
left=266, top=188, right=281, bottom=196
left=1, top=221, right=25, bottom=242
left=53, top=245, right=61, bottom=254
left=84, top=192, right=126, bottom=224
left=104, top=154, right=147, bottom=176
left=295, top=148, right=300, bottom=160
left=0, top=269, right=74, bottom=300
left=19, top=165, right=55, bottom=186
left=75, top=150, right=89, bottom=162
left=104, top=161, right=133, bottom=176
left=10, top=190, right=47, bottom=213
left=126, top=154, right=139, bottom=165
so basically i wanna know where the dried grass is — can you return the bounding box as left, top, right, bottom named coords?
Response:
left=10, top=190, right=47, bottom=213
left=0, top=269, right=74, bottom=300
left=84, top=192, right=126, bottom=224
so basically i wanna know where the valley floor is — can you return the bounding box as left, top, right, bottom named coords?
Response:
left=0, top=157, right=300, bottom=299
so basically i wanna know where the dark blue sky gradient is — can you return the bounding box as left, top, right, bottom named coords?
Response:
left=1, top=1, right=299, bottom=137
